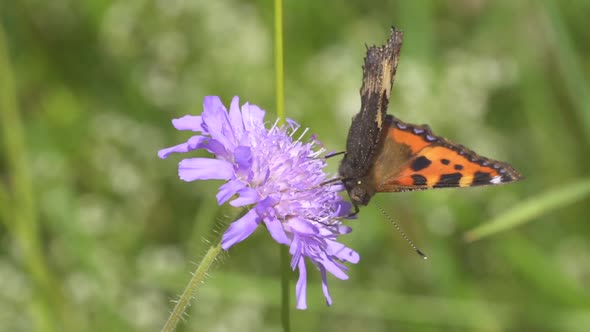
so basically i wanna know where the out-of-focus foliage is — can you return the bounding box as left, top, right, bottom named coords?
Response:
left=1, top=0, right=589, bottom=331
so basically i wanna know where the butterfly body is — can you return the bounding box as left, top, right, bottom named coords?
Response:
left=339, top=27, right=522, bottom=209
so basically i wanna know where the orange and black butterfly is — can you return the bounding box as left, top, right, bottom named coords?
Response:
left=339, top=27, right=523, bottom=213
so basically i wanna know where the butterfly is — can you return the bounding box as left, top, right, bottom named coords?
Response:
left=338, top=27, right=523, bottom=214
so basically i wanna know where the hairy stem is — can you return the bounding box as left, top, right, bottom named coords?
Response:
left=161, top=242, right=222, bottom=332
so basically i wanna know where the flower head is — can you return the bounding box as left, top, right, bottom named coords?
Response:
left=159, top=96, right=359, bottom=309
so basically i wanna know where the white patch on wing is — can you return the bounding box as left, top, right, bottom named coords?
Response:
left=490, top=175, right=502, bottom=184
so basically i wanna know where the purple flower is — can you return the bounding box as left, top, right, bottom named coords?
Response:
left=159, top=96, right=359, bottom=309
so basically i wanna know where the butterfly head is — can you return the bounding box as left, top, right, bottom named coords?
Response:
left=343, top=178, right=375, bottom=206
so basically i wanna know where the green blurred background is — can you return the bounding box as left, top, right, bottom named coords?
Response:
left=1, top=0, right=589, bottom=331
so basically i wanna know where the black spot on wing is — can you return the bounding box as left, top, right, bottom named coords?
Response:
left=454, top=164, right=464, bottom=171
left=411, top=156, right=432, bottom=172
left=440, top=159, right=450, bottom=165
left=433, top=173, right=463, bottom=188
left=411, top=174, right=427, bottom=186
left=501, top=174, right=514, bottom=183
left=473, top=171, right=492, bottom=184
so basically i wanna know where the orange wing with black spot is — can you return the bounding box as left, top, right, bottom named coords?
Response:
left=372, top=115, right=523, bottom=192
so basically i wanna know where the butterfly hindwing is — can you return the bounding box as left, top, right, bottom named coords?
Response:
left=373, top=115, right=523, bottom=192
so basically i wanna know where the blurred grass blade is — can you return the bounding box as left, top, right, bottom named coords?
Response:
left=465, top=179, right=590, bottom=242
left=0, top=183, right=9, bottom=223
left=541, top=0, right=590, bottom=142
left=0, top=21, right=55, bottom=332
left=0, top=22, right=86, bottom=332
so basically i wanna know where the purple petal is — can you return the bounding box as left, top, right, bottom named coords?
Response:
left=202, top=96, right=234, bottom=149
left=338, top=225, right=353, bottom=234
left=315, top=253, right=348, bottom=280
left=234, top=146, right=252, bottom=177
left=157, top=136, right=207, bottom=159
left=289, top=237, right=302, bottom=270
left=216, top=179, right=244, bottom=205
left=326, top=240, right=360, bottom=264
left=317, top=224, right=352, bottom=239
left=241, top=103, right=265, bottom=132
left=333, top=201, right=353, bottom=217
left=172, top=115, right=204, bottom=132
left=295, top=258, right=307, bottom=310
left=230, top=187, right=260, bottom=207
left=320, top=266, right=332, bottom=306
left=178, top=158, right=234, bottom=181
left=203, top=96, right=227, bottom=114
left=328, top=183, right=346, bottom=193
left=287, top=217, right=319, bottom=236
left=263, top=217, right=290, bottom=245
left=255, top=196, right=277, bottom=212
left=228, top=96, right=245, bottom=140
left=158, top=144, right=189, bottom=159
left=200, top=139, right=229, bottom=159
left=221, top=208, right=260, bottom=250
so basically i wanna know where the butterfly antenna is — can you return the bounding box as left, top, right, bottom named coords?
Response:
left=319, top=177, right=344, bottom=187
left=325, top=151, right=346, bottom=159
left=374, top=201, right=427, bottom=259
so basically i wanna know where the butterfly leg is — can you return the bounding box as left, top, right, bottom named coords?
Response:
left=346, top=204, right=360, bottom=217
left=325, top=151, right=346, bottom=159
left=316, top=203, right=359, bottom=225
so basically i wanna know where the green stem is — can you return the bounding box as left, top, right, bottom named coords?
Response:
left=274, top=0, right=291, bottom=331
left=274, top=0, right=285, bottom=124
left=280, top=245, right=291, bottom=332
left=161, top=242, right=222, bottom=332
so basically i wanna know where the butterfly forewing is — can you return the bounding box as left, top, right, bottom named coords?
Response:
left=339, top=28, right=403, bottom=180
left=373, top=115, right=523, bottom=192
